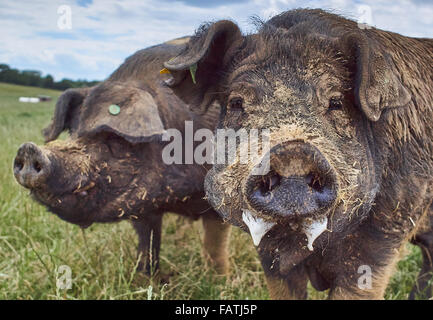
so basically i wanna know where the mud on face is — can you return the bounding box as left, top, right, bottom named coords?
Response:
left=13, top=76, right=186, bottom=228
left=14, top=133, right=150, bottom=228
left=204, top=31, right=379, bottom=245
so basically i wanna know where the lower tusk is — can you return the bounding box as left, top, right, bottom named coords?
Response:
left=302, top=217, right=328, bottom=251
left=242, top=209, right=276, bottom=246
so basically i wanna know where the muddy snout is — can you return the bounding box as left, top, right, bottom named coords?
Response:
left=245, top=141, right=338, bottom=220
left=14, top=142, right=51, bottom=189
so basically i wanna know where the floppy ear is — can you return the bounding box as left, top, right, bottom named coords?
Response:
left=42, top=87, right=91, bottom=142
left=77, top=85, right=166, bottom=144
left=162, top=20, right=243, bottom=107
left=343, top=33, right=411, bottom=121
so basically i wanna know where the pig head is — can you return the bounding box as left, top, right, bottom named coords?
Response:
left=164, top=10, right=433, bottom=299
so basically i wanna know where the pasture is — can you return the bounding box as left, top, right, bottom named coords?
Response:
left=0, top=82, right=423, bottom=299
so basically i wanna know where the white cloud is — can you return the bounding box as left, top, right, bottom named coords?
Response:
left=0, top=0, right=431, bottom=81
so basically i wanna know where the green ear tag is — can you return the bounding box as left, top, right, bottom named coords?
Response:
left=189, top=63, right=197, bottom=84
left=109, top=104, right=121, bottom=115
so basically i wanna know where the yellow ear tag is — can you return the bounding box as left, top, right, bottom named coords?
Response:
left=160, top=68, right=171, bottom=74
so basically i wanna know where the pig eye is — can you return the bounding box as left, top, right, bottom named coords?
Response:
left=328, top=97, right=343, bottom=111
left=228, top=97, right=244, bottom=112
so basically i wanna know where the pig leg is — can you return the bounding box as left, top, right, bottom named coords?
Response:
left=264, top=275, right=293, bottom=300
left=264, top=267, right=309, bottom=300
left=132, top=213, right=163, bottom=276
left=410, top=209, right=433, bottom=299
left=201, top=210, right=231, bottom=274
left=258, top=249, right=308, bottom=299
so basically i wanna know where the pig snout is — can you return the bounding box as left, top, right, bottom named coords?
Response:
left=14, top=142, right=51, bottom=189
left=245, top=141, right=338, bottom=219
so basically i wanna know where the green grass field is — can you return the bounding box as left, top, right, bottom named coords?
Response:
left=0, top=82, right=424, bottom=300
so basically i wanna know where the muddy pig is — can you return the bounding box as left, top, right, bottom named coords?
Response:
left=162, top=10, right=433, bottom=299
left=13, top=37, right=231, bottom=276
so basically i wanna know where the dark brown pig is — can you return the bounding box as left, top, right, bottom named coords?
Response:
left=163, top=10, right=433, bottom=299
left=13, top=37, right=231, bottom=276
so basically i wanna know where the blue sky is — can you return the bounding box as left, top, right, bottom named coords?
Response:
left=1, top=0, right=432, bottom=81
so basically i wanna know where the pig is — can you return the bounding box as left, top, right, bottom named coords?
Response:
left=162, top=10, right=433, bottom=299
left=13, top=37, right=231, bottom=276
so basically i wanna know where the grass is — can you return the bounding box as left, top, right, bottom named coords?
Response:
left=0, top=82, right=426, bottom=300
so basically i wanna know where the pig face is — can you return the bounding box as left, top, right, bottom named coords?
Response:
left=13, top=81, right=197, bottom=228
left=206, top=32, right=380, bottom=246
left=163, top=16, right=411, bottom=253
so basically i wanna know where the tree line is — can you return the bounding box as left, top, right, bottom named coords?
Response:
left=0, top=64, right=99, bottom=91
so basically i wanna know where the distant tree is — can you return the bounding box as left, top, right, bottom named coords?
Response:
left=43, top=74, right=54, bottom=88
left=0, top=64, right=10, bottom=72
left=0, top=63, right=100, bottom=90
left=54, top=78, right=74, bottom=91
left=22, top=70, right=42, bottom=77
left=22, top=70, right=42, bottom=87
left=0, top=68, right=20, bottom=84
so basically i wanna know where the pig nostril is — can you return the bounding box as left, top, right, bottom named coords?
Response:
left=14, top=159, right=24, bottom=171
left=33, top=161, right=42, bottom=173
left=259, top=171, right=281, bottom=194
left=306, top=172, right=323, bottom=192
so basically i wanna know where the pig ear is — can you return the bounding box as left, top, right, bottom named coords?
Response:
left=42, top=87, right=90, bottom=142
left=344, top=33, right=411, bottom=122
left=77, top=89, right=166, bottom=144
left=163, top=20, right=242, bottom=87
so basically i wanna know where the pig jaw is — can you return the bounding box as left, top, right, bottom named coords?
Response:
left=27, top=137, right=190, bottom=227
left=29, top=156, right=100, bottom=227
left=25, top=140, right=133, bottom=227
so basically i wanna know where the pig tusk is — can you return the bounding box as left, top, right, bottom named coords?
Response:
left=242, top=209, right=276, bottom=246
left=302, top=217, right=328, bottom=251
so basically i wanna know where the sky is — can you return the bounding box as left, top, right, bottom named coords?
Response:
left=1, top=0, right=432, bottom=81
